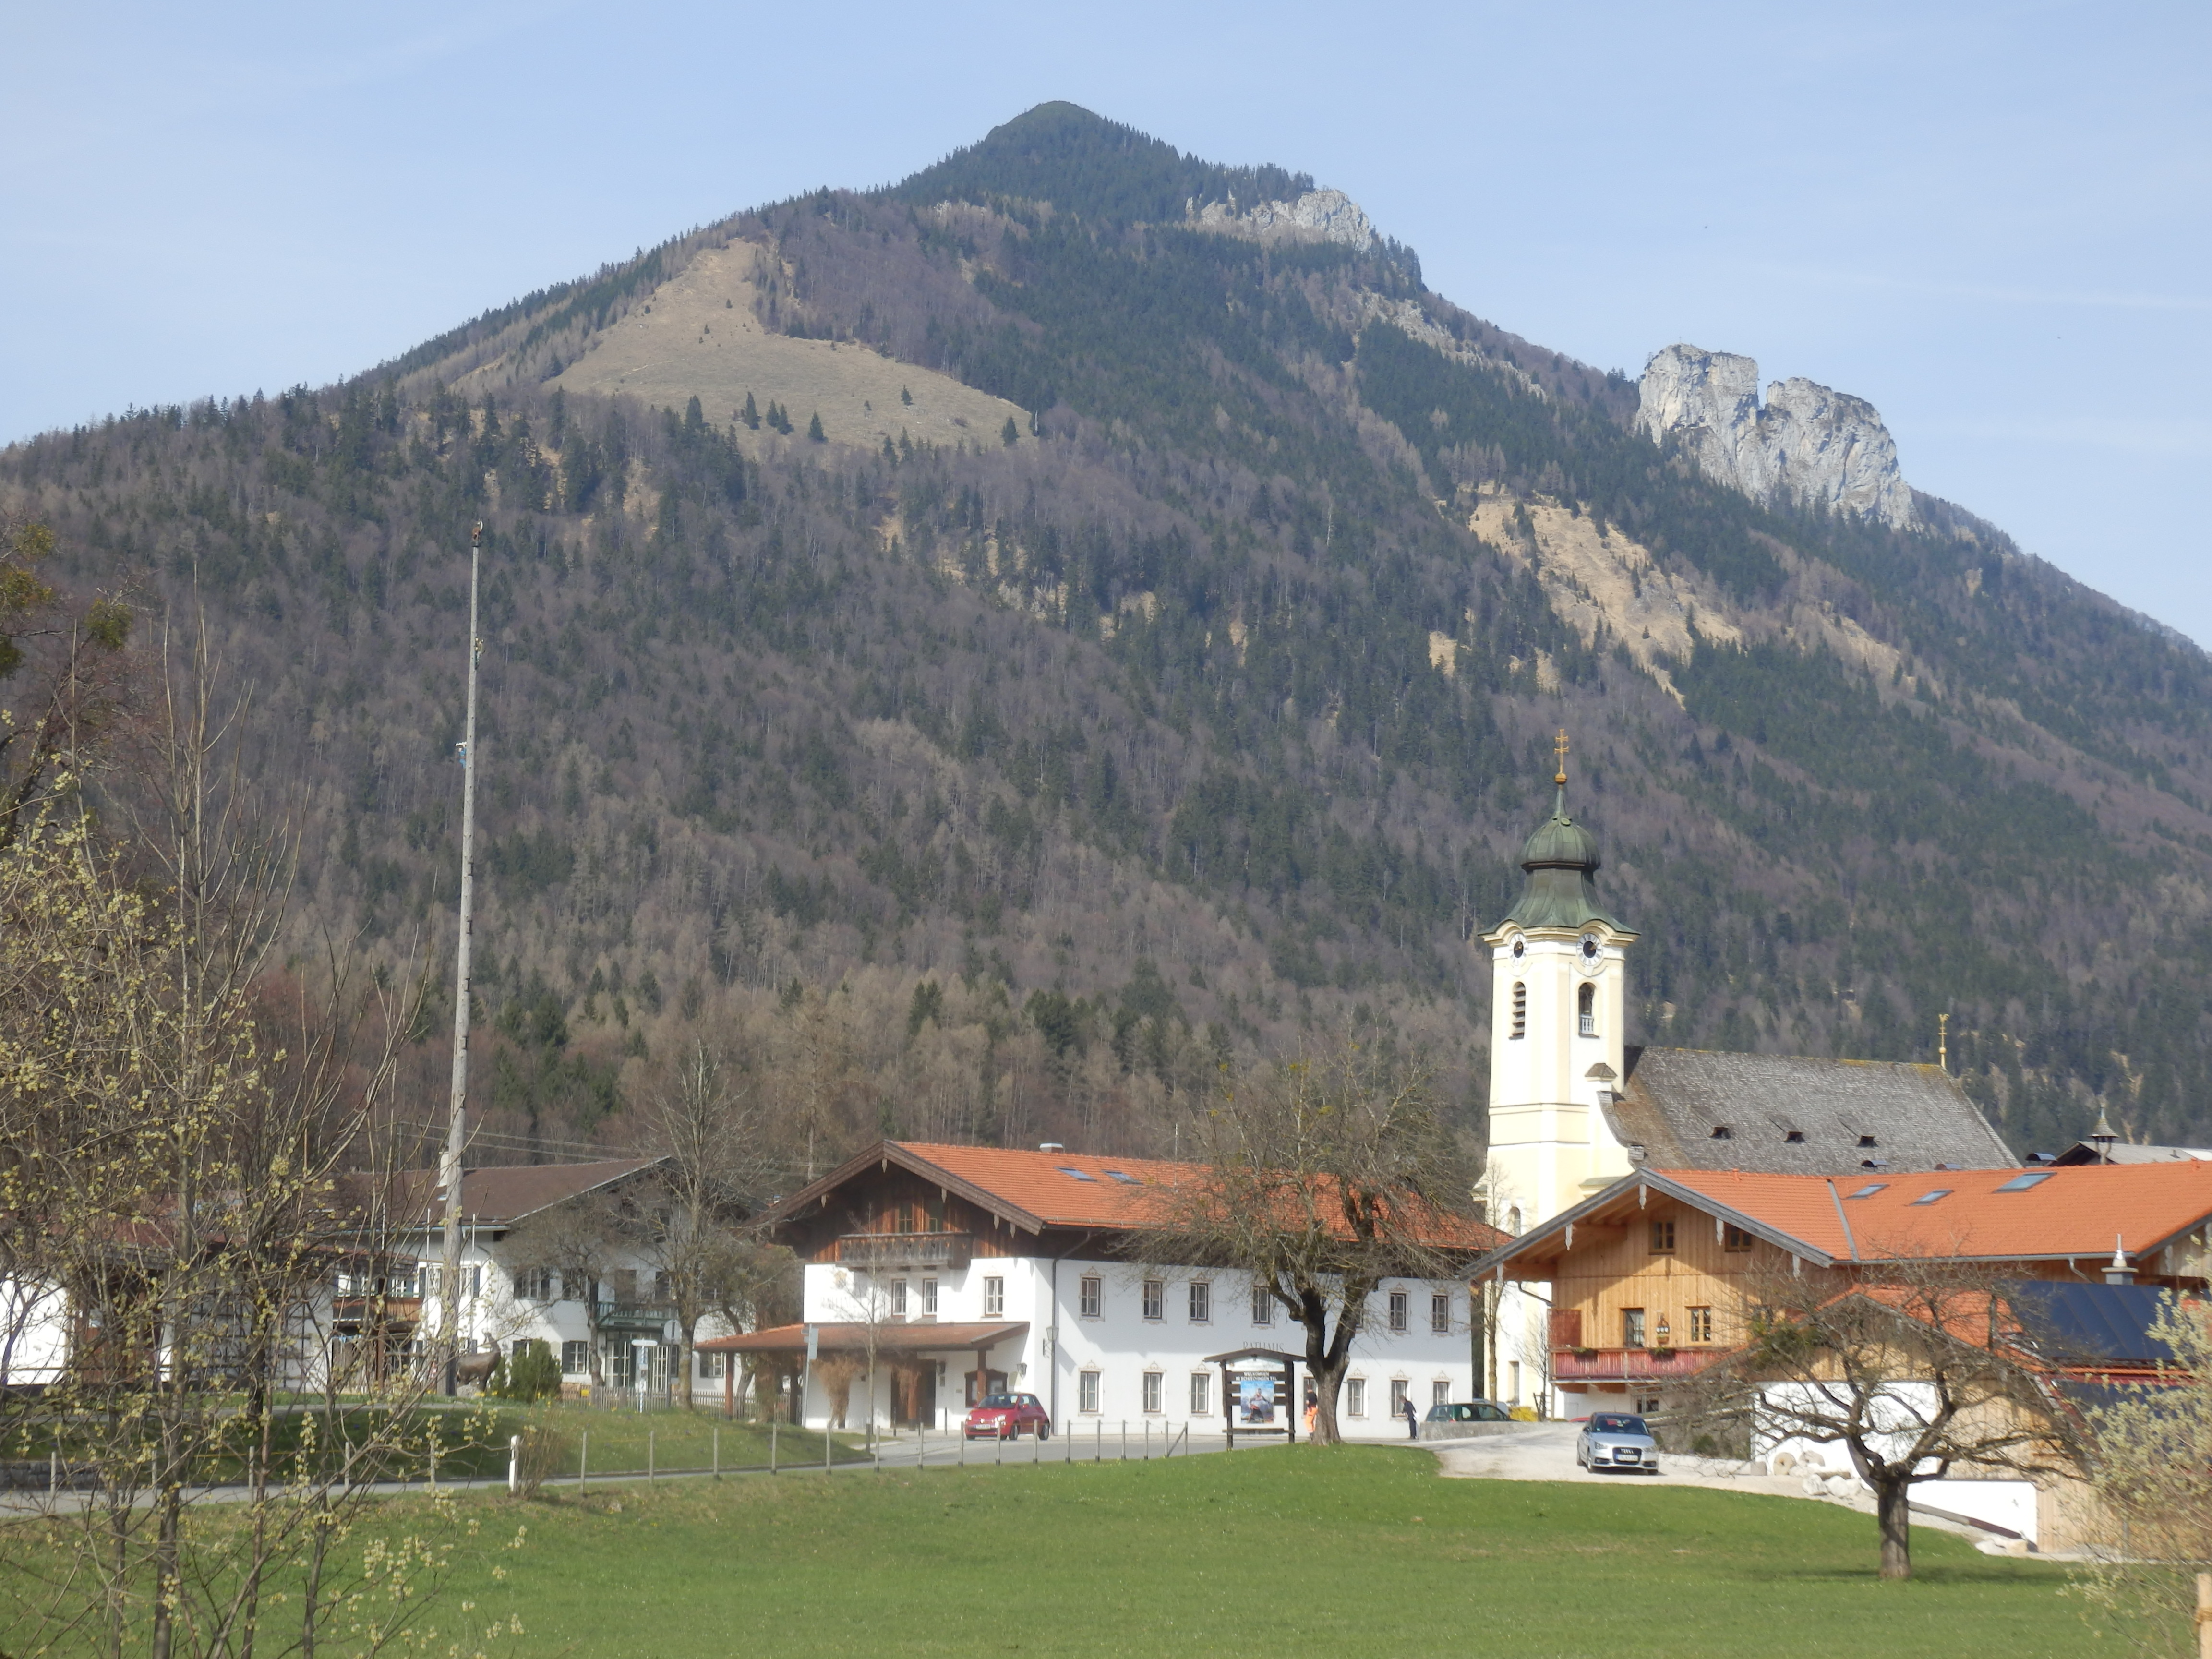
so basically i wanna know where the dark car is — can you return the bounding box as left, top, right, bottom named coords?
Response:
left=1425, top=1400, right=1515, bottom=1424
left=964, top=1391, right=1052, bottom=1440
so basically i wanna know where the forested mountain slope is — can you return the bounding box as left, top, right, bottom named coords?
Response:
left=7, top=102, right=2210, bottom=1170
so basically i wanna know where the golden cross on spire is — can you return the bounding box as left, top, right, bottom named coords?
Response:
left=1553, top=728, right=1570, bottom=786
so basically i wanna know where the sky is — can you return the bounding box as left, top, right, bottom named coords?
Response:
left=6, top=0, right=2208, bottom=638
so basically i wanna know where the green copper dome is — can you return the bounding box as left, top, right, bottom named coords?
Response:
left=1502, top=782, right=1623, bottom=931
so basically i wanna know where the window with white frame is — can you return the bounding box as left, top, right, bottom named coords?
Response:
left=1387, top=1290, right=1409, bottom=1332
left=1141, top=1278, right=1164, bottom=1321
left=699, top=1351, right=727, bottom=1379
left=920, top=1278, right=938, bottom=1317
left=1142, top=1371, right=1163, bottom=1413
left=984, top=1275, right=1005, bottom=1318
left=561, top=1340, right=590, bottom=1376
left=1250, top=1282, right=1273, bottom=1325
left=1432, top=1380, right=1450, bottom=1408
left=1080, top=1276, right=1102, bottom=1319
left=1188, top=1280, right=1211, bottom=1322
left=1346, top=1377, right=1367, bottom=1418
left=1390, top=1378, right=1410, bottom=1417
left=1190, top=1372, right=1210, bottom=1415
left=1430, top=1292, right=1450, bottom=1334
left=890, top=1278, right=908, bottom=1317
left=514, top=1267, right=556, bottom=1301
left=1079, top=1370, right=1101, bottom=1413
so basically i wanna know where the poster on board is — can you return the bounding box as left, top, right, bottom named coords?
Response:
left=1236, top=1375, right=1276, bottom=1425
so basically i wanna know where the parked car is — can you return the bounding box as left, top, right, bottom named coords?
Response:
left=964, top=1392, right=1052, bottom=1440
left=1576, top=1411, right=1660, bottom=1474
left=1425, top=1400, right=1515, bottom=1424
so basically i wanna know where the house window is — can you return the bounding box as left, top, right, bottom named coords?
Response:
left=1649, top=1219, right=1676, bottom=1255
left=1430, top=1292, right=1451, bottom=1334
left=1142, top=1278, right=1165, bottom=1321
left=1188, top=1280, right=1211, bottom=1323
left=1142, top=1371, right=1163, bottom=1413
left=1510, top=982, right=1526, bottom=1039
left=1723, top=1225, right=1755, bottom=1253
left=561, top=1340, right=590, bottom=1375
left=1688, top=1306, right=1714, bottom=1344
left=1251, top=1283, right=1274, bottom=1325
left=1079, top=1371, right=1101, bottom=1413
left=1578, top=982, right=1597, bottom=1036
left=1346, top=1377, right=1367, bottom=1418
left=1079, top=1276, right=1102, bottom=1319
left=1191, top=1372, right=1211, bottom=1415
left=698, top=1351, right=726, bottom=1379
left=920, top=1278, right=938, bottom=1318
left=1432, top=1380, right=1451, bottom=1407
left=1389, top=1378, right=1410, bottom=1418
left=514, top=1268, right=555, bottom=1301
left=890, top=1278, right=908, bottom=1317
left=1388, top=1290, right=1409, bottom=1332
left=984, top=1275, right=1004, bottom=1318
left=1623, top=1308, right=1647, bottom=1349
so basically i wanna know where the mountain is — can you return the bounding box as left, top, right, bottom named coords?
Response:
left=6, top=101, right=2211, bottom=1171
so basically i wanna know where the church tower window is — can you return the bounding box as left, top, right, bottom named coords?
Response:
left=1577, top=983, right=1597, bottom=1036
left=1511, top=982, right=1527, bottom=1039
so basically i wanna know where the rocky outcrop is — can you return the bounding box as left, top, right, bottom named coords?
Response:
left=1636, top=344, right=1915, bottom=529
left=1191, top=188, right=1376, bottom=252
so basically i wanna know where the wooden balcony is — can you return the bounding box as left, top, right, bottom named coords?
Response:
left=1552, top=1346, right=1721, bottom=1382
left=837, top=1232, right=974, bottom=1271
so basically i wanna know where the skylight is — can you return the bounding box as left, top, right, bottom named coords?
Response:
left=1104, top=1170, right=1140, bottom=1185
left=1910, top=1189, right=1953, bottom=1206
left=1995, top=1170, right=2055, bottom=1193
left=1844, top=1183, right=1887, bottom=1199
left=1056, top=1166, right=1096, bottom=1182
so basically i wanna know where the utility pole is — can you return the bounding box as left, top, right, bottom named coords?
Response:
left=439, top=520, right=485, bottom=1396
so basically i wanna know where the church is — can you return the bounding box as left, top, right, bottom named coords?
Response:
left=1480, top=739, right=2017, bottom=1412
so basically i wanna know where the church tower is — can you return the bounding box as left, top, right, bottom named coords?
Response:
left=1483, top=735, right=1639, bottom=1228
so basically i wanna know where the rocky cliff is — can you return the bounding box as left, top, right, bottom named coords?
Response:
left=1190, top=187, right=1377, bottom=252
left=1635, top=343, right=1915, bottom=529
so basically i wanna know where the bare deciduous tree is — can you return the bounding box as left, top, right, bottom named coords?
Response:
left=1133, top=1036, right=1483, bottom=1444
left=1683, top=1260, right=2078, bottom=1581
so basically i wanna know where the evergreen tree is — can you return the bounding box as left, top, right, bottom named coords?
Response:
left=1001, top=416, right=1019, bottom=447
left=807, top=412, right=826, bottom=443
left=740, top=391, right=761, bottom=430
left=900, top=386, right=913, bottom=407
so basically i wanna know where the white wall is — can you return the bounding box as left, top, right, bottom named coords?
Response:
left=798, top=1254, right=1474, bottom=1435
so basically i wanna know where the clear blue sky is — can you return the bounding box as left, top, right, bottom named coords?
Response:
left=7, top=1, right=2207, bottom=639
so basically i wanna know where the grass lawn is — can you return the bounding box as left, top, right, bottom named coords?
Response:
left=433, top=1445, right=2113, bottom=1658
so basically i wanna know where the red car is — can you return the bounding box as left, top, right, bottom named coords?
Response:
left=964, top=1391, right=1052, bottom=1440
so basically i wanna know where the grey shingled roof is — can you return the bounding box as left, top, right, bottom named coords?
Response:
left=1600, top=1047, right=2015, bottom=1175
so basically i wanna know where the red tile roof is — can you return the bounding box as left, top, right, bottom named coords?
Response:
left=1664, top=1162, right=2212, bottom=1263
left=1482, top=1162, right=2212, bottom=1275
left=766, top=1141, right=1501, bottom=1252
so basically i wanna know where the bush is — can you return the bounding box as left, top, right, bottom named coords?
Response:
left=491, top=1339, right=562, bottom=1402
left=511, top=1421, right=572, bottom=1497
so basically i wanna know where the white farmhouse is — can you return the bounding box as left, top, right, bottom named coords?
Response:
left=704, top=1140, right=1493, bottom=1438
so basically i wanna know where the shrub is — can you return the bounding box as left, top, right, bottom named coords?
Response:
left=492, top=1339, right=562, bottom=1402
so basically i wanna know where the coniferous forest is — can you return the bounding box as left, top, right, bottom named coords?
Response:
left=8, top=102, right=2212, bottom=1173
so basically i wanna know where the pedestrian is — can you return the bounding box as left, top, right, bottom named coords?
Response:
left=1403, top=1395, right=1419, bottom=1440
left=1303, top=1389, right=1317, bottom=1436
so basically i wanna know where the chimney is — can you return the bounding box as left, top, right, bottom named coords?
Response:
left=2104, top=1235, right=2135, bottom=1286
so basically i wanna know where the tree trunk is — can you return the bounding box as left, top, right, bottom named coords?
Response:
left=677, top=1321, right=696, bottom=1410
left=1875, top=1474, right=1914, bottom=1580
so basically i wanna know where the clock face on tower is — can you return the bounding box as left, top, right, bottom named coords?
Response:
left=1578, top=935, right=1604, bottom=973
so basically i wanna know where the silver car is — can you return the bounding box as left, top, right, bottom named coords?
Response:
left=1576, top=1411, right=1660, bottom=1474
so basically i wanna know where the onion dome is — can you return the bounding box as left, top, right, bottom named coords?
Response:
left=1502, top=768, right=1623, bottom=932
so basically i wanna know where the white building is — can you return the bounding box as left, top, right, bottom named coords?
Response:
left=705, top=1140, right=1488, bottom=1438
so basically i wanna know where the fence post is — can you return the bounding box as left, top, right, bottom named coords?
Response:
left=648, top=1429, right=655, bottom=1486
left=823, top=1423, right=831, bottom=1472
left=770, top=1420, right=778, bottom=1476
left=429, top=1443, right=438, bottom=1493
left=578, top=1431, right=588, bottom=1492
left=49, top=1450, right=58, bottom=1497
left=1121, top=1421, right=1126, bottom=1462
left=712, top=1426, right=720, bottom=1479
left=1095, top=1420, right=1101, bottom=1463
left=508, top=1435, right=520, bottom=1495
